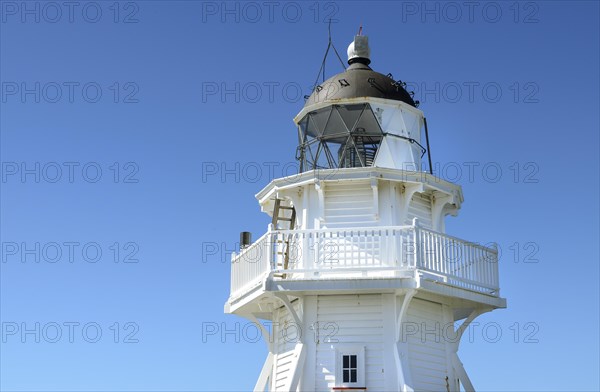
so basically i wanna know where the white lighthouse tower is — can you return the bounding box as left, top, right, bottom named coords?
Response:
left=225, top=33, right=506, bottom=392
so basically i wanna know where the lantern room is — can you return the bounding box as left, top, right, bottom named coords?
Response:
left=295, top=35, right=429, bottom=173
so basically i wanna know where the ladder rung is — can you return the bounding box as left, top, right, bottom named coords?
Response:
left=272, top=198, right=295, bottom=230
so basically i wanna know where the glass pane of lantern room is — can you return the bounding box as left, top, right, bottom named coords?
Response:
left=322, top=106, right=351, bottom=142
left=352, top=104, right=383, bottom=137
left=337, top=104, right=365, bottom=131
left=313, top=140, right=338, bottom=169
left=298, top=117, right=309, bottom=142
left=306, top=107, right=332, bottom=138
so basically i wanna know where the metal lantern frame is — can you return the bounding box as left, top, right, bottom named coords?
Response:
left=296, top=102, right=427, bottom=172
left=296, top=103, right=384, bottom=171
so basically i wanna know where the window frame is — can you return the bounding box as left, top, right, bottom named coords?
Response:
left=334, top=345, right=366, bottom=388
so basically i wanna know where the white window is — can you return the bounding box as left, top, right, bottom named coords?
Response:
left=342, top=354, right=358, bottom=383
left=335, top=346, right=365, bottom=388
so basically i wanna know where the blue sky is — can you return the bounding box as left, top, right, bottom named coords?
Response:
left=1, top=1, right=598, bottom=391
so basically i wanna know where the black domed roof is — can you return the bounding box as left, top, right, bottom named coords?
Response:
left=305, top=61, right=416, bottom=107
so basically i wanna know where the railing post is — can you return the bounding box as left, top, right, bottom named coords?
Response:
left=492, top=242, right=499, bottom=291
left=388, top=228, right=395, bottom=268
left=412, top=218, right=420, bottom=268
left=301, top=232, right=308, bottom=272
left=266, top=225, right=274, bottom=272
left=312, top=232, right=318, bottom=271
left=231, top=252, right=236, bottom=294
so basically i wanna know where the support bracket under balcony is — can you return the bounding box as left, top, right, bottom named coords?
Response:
left=248, top=312, right=274, bottom=352
left=273, top=292, right=303, bottom=339
left=399, top=183, right=423, bottom=224
left=432, top=192, right=457, bottom=232
left=315, top=180, right=325, bottom=227
left=395, top=289, right=417, bottom=392
left=450, top=307, right=489, bottom=392
left=371, top=177, right=379, bottom=220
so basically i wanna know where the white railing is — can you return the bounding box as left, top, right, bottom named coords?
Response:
left=270, top=226, right=416, bottom=271
left=417, top=228, right=499, bottom=293
left=230, top=224, right=499, bottom=298
left=230, top=231, right=272, bottom=296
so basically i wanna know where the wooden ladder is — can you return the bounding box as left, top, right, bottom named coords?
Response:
left=272, top=199, right=296, bottom=278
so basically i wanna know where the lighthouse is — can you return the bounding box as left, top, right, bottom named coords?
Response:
left=225, top=33, right=506, bottom=392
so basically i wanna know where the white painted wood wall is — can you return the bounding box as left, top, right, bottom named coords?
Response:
left=288, top=179, right=436, bottom=232
left=268, top=294, right=458, bottom=391
left=405, top=193, right=433, bottom=228
left=324, top=181, right=378, bottom=228
left=272, top=301, right=302, bottom=391
left=406, top=298, right=453, bottom=391
left=314, top=294, right=385, bottom=390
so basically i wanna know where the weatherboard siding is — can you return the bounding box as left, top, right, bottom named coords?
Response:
left=314, top=294, right=385, bottom=390
left=405, top=192, right=433, bottom=229
left=272, top=300, right=302, bottom=391
left=406, top=298, right=450, bottom=391
left=323, top=181, right=377, bottom=228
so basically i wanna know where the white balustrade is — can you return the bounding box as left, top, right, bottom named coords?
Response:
left=230, top=231, right=272, bottom=296
left=230, top=225, right=499, bottom=298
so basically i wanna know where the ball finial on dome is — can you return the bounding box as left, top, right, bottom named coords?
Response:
left=347, top=27, right=371, bottom=65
